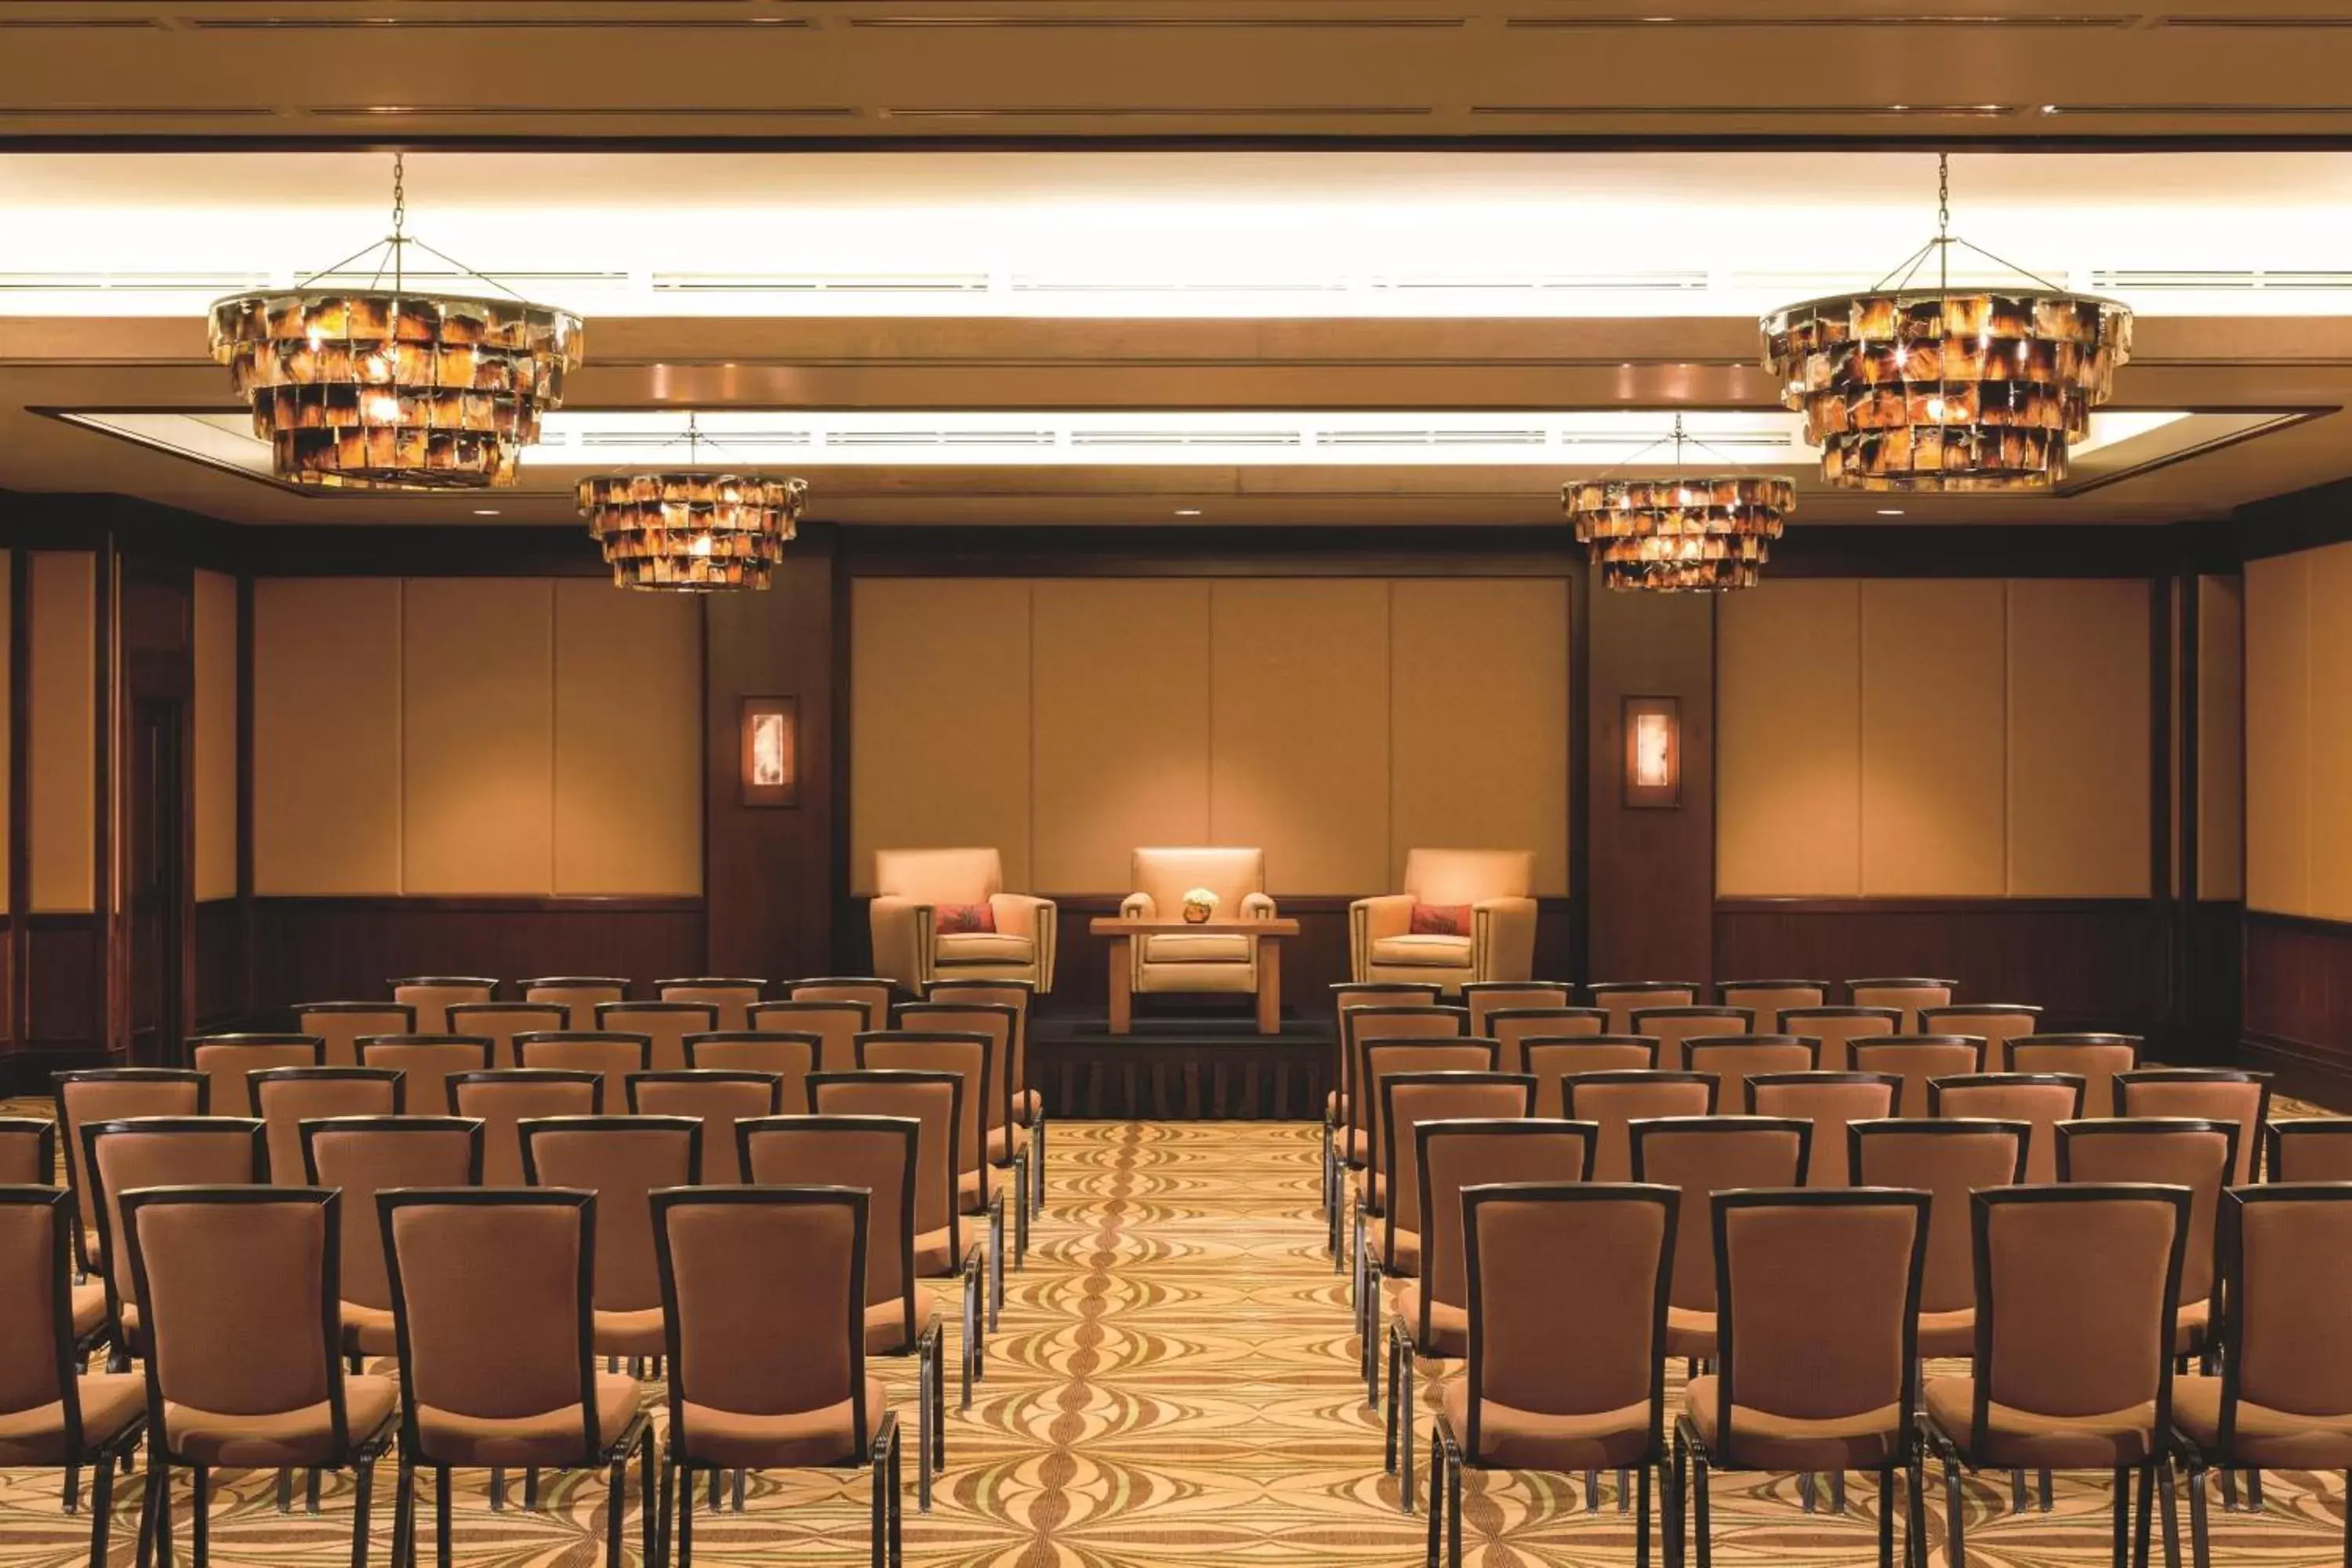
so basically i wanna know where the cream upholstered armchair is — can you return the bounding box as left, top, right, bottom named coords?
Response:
left=1348, top=848, right=1538, bottom=992
left=1122, top=847, right=1276, bottom=996
left=869, top=847, right=1057, bottom=996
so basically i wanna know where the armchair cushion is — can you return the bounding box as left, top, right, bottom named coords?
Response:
left=935, top=903, right=996, bottom=935
left=937, top=932, right=1033, bottom=964
left=1145, top=934, right=1252, bottom=964
left=1371, top=935, right=1473, bottom=968
left=1410, top=902, right=1473, bottom=937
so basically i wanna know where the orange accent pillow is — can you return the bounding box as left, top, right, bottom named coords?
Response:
left=935, top=903, right=996, bottom=935
left=1410, top=903, right=1472, bottom=937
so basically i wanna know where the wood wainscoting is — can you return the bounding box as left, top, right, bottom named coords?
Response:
left=2244, top=909, right=2352, bottom=1107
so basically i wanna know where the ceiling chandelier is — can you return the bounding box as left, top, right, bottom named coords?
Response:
left=575, top=415, right=808, bottom=592
left=207, top=154, right=583, bottom=490
left=1563, top=416, right=1795, bottom=592
left=1761, top=154, right=2132, bottom=493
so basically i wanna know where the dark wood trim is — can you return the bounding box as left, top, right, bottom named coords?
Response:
left=235, top=524, right=606, bottom=579
left=2234, top=475, right=2352, bottom=561
left=2151, top=574, right=2180, bottom=1032
left=234, top=569, right=256, bottom=1020
left=1714, top=897, right=2161, bottom=916
left=1567, top=556, right=1592, bottom=983
left=2241, top=909, right=2352, bottom=938
left=254, top=895, right=704, bottom=916
left=6, top=550, right=27, bottom=1054
left=93, top=546, right=115, bottom=1057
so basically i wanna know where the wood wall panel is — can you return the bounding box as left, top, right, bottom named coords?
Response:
left=2198, top=575, right=2245, bottom=902
left=1717, top=579, right=1862, bottom=898
left=193, top=896, right=243, bottom=1028
left=0, top=552, right=10, bottom=918
left=401, top=579, right=555, bottom=895
left=2245, top=550, right=2311, bottom=915
left=552, top=583, right=700, bottom=896
left=253, top=579, right=404, bottom=896
left=2005, top=578, right=2152, bottom=898
left=192, top=568, right=238, bottom=902
left=27, top=552, right=96, bottom=913
left=2243, top=913, right=2352, bottom=1106
left=1860, top=580, right=2007, bottom=897
left=1588, top=590, right=1714, bottom=985
left=2310, top=546, right=2352, bottom=923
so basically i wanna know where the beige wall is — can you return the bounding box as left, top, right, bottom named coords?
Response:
left=29, top=551, right=96, bottom=913
left=2198, top=575, right=2245, bottom=901
left=193, top=568, right=238, bottom=902
left=851, top=576, right=1572, bottom=895
left=1718, top=577, right=2154, bottom=898
left=2245, top=543, right=2352, bottom=920
left=0, top=554, right=9, bottom=916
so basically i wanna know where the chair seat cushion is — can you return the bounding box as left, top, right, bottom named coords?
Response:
left=1916, top=1306, right=1975, bottom=1360
left=1370, top=935, right=1473, bottom=968
left=166, top=1377, right=397, bottom=1468
left=1383, top=1226, right=1421, bottom=1277
left=987, top=1125, right=1022, bottom=1165
left=1665, top=1305, right=1717, bottom=1359
left=592, top=1307, right=669, bottom=1357
left=340, top=1300, right=400, bottom=1356
left=419, top=1374, right=644, bottom=1468
left=1386, top=1279, right=1468, bottom=1357
left=958, top=1167, right=989, bottom=1214
left=866, top=1298, right=916, bottom=1356
left=71, top=1279, right=107, bottom=1341
left=1144, top=933, right=1250, bottom=964
left=1439, top=1379, right=1653, bottom=1469
left=1922, top=1377, right=2158, bottom=1467
left=678, top=1378, right=889, bottom=1468
left=936, top=932, right=1034, bottom=964
left=0, top=1373, right=145, bottom=1465
left=2175, top=1375, right=2352, bottom=1468
left=2174, top=1296, right=2211, bottom=1356
left=1013, top=1090, right=1043, bottom=1126
left=914, top=1225, right=959, bottom=1277
left=1686, top=1376, right=1904, bottom=1469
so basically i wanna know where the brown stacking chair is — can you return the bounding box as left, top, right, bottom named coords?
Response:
left=1686, top=1036, right=1817, bottom=1112
left=1780, top=1007, right=1904, bottom=1073
left=122, top=1187, right=397, bottom=1568
left=1719, top=979, right=1831, bottom=1020
left=390, top=977, right=499, bottom=1033
left=655, top=978, right=768, bottom=1033
left=0, top=1116, right=58, bottom=1184
left=2008, top=1034, right=2145, bottom=1123
left=1678, top=1189, right=1933, bottom=1568
left=858, top=1030, right=1007, bottom=1323
left=1462, top=982, right=1574, bottom=1039
left=1920, top=1006, right=2045, bottom=1073
left=356, top=1036, right=493, bottom=1127
left=1524, top=1038, right=1658, bottom=1116
left=1564, top=1071, right=1717, bottom=1185
left=517, top=1032, right=653, bottom=1114
left=187, top=1033, right=325, bottom=1116
left=1629, top=1116, right=1811, bottom=1364
left=1486, top=1007, right=1610, bottom=1074
left=1356, top=1037, right=1499, bottom=1303
left=449, top=1069, right=603, bottom=1186
left=651, top=1187, right=905, bottom=1568
left=1426, top=1182, right=1676, bottom=1566
left=688, top=1033, right=819, bottom=1114
left=595, top=1002, right=717, bottom=1073
left=2115, top=1069, right=2272, bottom=1181
left=2266, top=1118, right=2352, bottom=1182
left=792, top=978, right=895, bottom=1021
left=1747, top=1073, right=1900, bottom=1186
left=1851, top=1035, right=1985, bottom=1117
left=740, top=1114, right=946, bottom=1494
left=80, top=1117, right=266, bottom=1367
left=1929, top=1074, right=2085, bottom=1184
left=519, top=1116, right=702, bottom=1366
left=53, top=1068, right=206, bottom=1279
left=927, top=979, right=1044, bottom=1217
left=1628, top=1007, right=1755, bottom=1073
left=302, top=1116, right=485, bottom=1365
left=521, top=977, right=630, bottom=1029
left=1590, top=982, right=1700, bottom=1035
left=0, top=1186, right=146, bottom=1555
left=2058, top=1118, right=2238, bottom=1367
left=1919, top=1185, right=2190, bottom=1568
left=626, top=1071, right=785, bottom=1184
left=252, top=1066, right=404, bottom=1189
left=378, top=1189, right=653, bottom=1568
left=751, top=1000, right=876, bottom=1075
left=2172, top=1185, right=2352, bottom=1568
left=1329, top=983, right=1444, bottom=1211
left=296, top=1004, right=417, bottom=1068
left=898, top=1000, right=1031, bottom=1225
left=1849, top=1120, right=2029, bottom=1362
left=1847, top=978, right=1956, bottom=1033
left=1335, top=1004, right=1469, bottom=1250
left=447, top=1003, right=568, bottom=1069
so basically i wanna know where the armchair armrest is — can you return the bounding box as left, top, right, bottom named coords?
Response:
left=1241, top=891, right=1277, bottom=921
left=1348, top=893, right=1414, bottom=982
left=870, top=895, right=934, bottom=993
left=990, top=893, right=1058, bottom=992
left=1471, top=896, right=1539, bottom=984
left=1120, top=892, right=1157, bottom=920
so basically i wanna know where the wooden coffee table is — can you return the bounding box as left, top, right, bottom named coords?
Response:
left=1089, top=916, right=1301, bottom=1036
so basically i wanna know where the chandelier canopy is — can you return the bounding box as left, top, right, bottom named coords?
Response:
left=576, top=417, right=809, bottom=592
left=207, top=154, right=583, bottom=491
left=1563, top=418, right=1795, bottom=593
left=1760, top=154, right=2132, bottom=494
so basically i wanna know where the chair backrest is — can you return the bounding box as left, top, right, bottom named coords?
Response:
left=390, top=978, right=499, bottom=1033
left=1744, top=1073, right=1900, bottom=1187
left=379, top=1189, right=604, bottom=1458
left=519, top=978, right=629, bottom=1030
left=302, top=1118, right=485, bottom=1311
left=1402, top=847, right=1535, bottom=903
left=516, top=1032, right=652, bottom=1112
left=1926, top=1074, right=2085, bottom=1184
left=2115, top=1069, right=2272, bottom=1181
left=2056, top=1117, right=2238, bottom=1308
left=655, top=979, right=767, bottom=1033
left=0, top=1118, right=58, bottom=1185
left=1346, top=1006, right=1470, bottom=1137
left=739, top=1115, right=920, bottom=1348
left=2219, top=1186, right=2352, bottom=1441
left=446, top=1004, right=569, bottom=1069
left=1588, top=982, right=1700, bottom=1034
left=1563, top=1071, right=1717, bottom=1183
left=83, top=1117, right=267, bottom=1319
left=520, top=1117, right=700, bottom=1315
left=448, top=1070, right=603, bottom=1185
left=926, top=980, right=1034, bottom=1107
left=297, top=1004, right=419, bottom=1068
left=626, top=1071, right=785, bottom=1183
left=1523, top=1038, right=1658, bottom=1116
left=1415, top=1121, right=1596, bottom=1343
left=1333, top=984, right=1442, bottom=1108
left=1627, top=1007, right=1755, bottom=1072
left=593, top=1003, right=717, bottom=1073
left=2007, top=1035, right=2144, bottom=1123
left=788, top=980, right=895, bottom=1028
left=55, top=1069, right=207, bottom=1263
left=1777, top=1007, right=1903, bottom=1073
left=1460, top=1182, right=1675, bottom=1464
left=1685, top=1036, right=1817, bottom=1111
left=1971, top=1185, right=2187, bottom=1433
left=0, top=1187, right=81, bottom=1437
left=188, top=1034, right=325, bottom=1116
left=1486, top=1008, right=1609, bottom=1074
left=750, top=1000, right=874, bottom=1073
left=857, top=1033, right=991, bottom=1191
left=1630, top=1116, right=1811, bottom=1313
left=1849, top=1119, right=2029, bottom=1315
left=1709, top=1189, right=1928, bottom=1465
left=1462, top=984, right=1574, bottom=1040
left=808, top=1071, right=962, bottom=1259
left=686, top=1033, right=818, bottom=1113
left=1380, top=1073, right=1535, bottom=1244
left=1132, top=846, right=1263, bottom=912
left=1718, top=980, right=1830, bottom=1020
left=1847, top=978, right=1956, bottom=1033
left=652, top=1186, right=871, bottom=1464
left=875, top=847, right=1003, bottom=904
left=356, top=1036, right=494, bottom=1123
left=1918, top=1006, right=2044, bottom=1072
left=252, top=1067, right=405, bottom=1187
left=1362, top=1040, right=1500, bottom=1185
left=895, top=1002, right=1020, bottom=1134
left=1849, top=1036, right=1984, bottom=1116
left=2267, top=1118, right=2352, bottom=1184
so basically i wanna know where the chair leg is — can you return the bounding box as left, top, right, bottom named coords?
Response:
left=1621, top=1467, right=1633, bottom=1515
left=2185, top=1460, right=2212, bottom=1568
left=731, top=1469, right=745, bottom=1513
left=1907, top=1452, right=1929, bottom=1568
left=677, top=1466, right=695, bottom=1568
left=606, top=1453, right=627, bottom=1568
left=524, top=1468, right=539, bottom=1511
left=88, top=1446, right=115, bottom=1568
left=488, top=1467, right=505, bottom=1513
left=1802, top=1472, right=1817, bottom=1513
left=1943, top=1446, right=1968, bottom=1568
left=2113, top=1466, right=2132, bottom=1568
left=888, top=1425, right=906, bottom=1568
left=1588, top=1471, right=1602, bottom=1514
left=1878, top=1468, right=1896, bottom=1568
left=350, top=1458, right=375, bottom=1568
left=309, top=1469, right=322, bottom=1515
left=1831, top=1471, right=1847, bottom=1515
left=2246, top=1470, right=2265, bottom=1512
left=1672, top=1428, right=1690, bottom=1568
left=869, top=1442, right=886, bottom=1568
left=64, top=1461, right=80, bottom=1515
left=151, top=1455, right=173, bottom=1568
left=1692, top=1442, right=1713, bottom=1568
left=1381, top=1330, right=1399, bottom=1472
left=708, top=1469, right=722, bottom=1512
left=2013, top=1471, right=2029, bottom=1512
left=2135, top=1465, right=2158, bottom=1568
left=1397, top=1342, right=1417, bottom=1515
left=1014, top=1149, right=1030, bottom=1268
left=1033, top=1115, right=1047, bottom=1219
left=1639, top=1457, right=1656, bottom=1568
left=1445, top=1439, right=1462, bottom=1568
left=657, top=1454, right=675, bottom=1568
left=435, top=1467, right=452, bottom=1568
left=2158, top=1460, right=2182, bottom=1568
left=191, top=1468, right=209, bottom=1568
left=1423, top=1430, right=1443, bottom=1568
left=917, top=1340, right=936, bottom=1515
left=988, top=1193, right=1005, bottom=1331
left=390, top=1458, right=414, bottom=1568
left=2042, top=1468, right=2056, bottom=1513
left=277, top=1468, right=292, bottom=1514
left=2220, top=1468, right=2238, bottom=1511
left=641, top=1433, right=659, bottom=1566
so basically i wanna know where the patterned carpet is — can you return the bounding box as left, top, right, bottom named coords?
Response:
left=5, top=1117, right=2347, bottom=1566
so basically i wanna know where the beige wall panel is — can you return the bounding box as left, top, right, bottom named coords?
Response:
left=1860, top=579, right=2007, bottom=896
left=552, top=583, right=701, bottom=896
left=1389, top=579, right=1571, bottom=896
left=192, top=568, right=238, bottom=902
left=1031, top=579, right=1210, bottom=891
left=254, top=579, right=403, bottom=895
left=850, top=579, right=1033, bottom=895
left=0, top=554, right=10, bottom=916
left=2005, top=579, right=2153, bottom=898
left=2244, top=551, right=2312, bottom=916
left=2307, top=545, right=2352, bottom=921
left=401, top=579, right=555, bottom=895
left=1716, top=579, right=1863, bottom=897
left=1208, top=579, right=1390, bottom=895
left=2198, top=575, right=2245, bottom=902
left=28, top=552, right=96, bottom=913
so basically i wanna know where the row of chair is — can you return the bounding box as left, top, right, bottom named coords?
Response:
left=370, top=975, right=916, bottom=1034
left=1439, top=977, right=1971, bottom=1034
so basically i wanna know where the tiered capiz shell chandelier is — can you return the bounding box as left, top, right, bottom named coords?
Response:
left=576, top=415, right=809, bottom=592
left=208, top=154, right=583, bottom=490
left=1762, top=154, right=2132, bottom=493
left=1563, top=416, right=1795, bottom=592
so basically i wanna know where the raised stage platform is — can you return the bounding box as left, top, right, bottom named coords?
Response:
left=1031, top=1013, right=1334, bottom=1121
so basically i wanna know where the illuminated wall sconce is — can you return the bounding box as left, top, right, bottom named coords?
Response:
left=1623, top=695, right=1681, bottom=809
left=741, top=695, right=798, bottom=808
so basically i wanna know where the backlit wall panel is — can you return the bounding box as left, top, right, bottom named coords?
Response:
left=2197, top=576, right=2244, bottom=902
left=193, top=568, right=238, bottom=902
left=2245, top=550, right=2313, bottom=916
left=29, top=552, right=96, bottom=913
